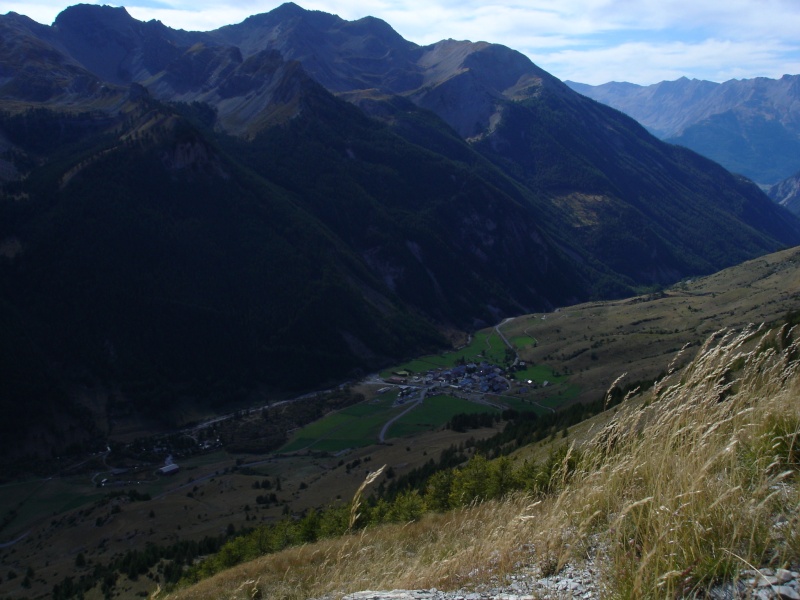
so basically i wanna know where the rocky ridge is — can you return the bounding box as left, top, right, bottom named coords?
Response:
left=324, top=558, right=602, bottom=600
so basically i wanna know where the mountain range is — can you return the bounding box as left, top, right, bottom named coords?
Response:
left=1, top=3, right=799, bottom=461
left=567, top=75, right=800, bottom=187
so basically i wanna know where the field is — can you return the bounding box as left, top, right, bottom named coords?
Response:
left=512, top=363, right=563, bottom=383
left=381, top=329, right=512, bottom=377
left=386, top=395, right=500, bottom=438
left=280, top=393, right=406, bottom=452
left=499, top=247, right=800, bottom=408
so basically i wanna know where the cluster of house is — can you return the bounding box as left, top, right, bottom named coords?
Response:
left=386, top=361, right=510, bottom=397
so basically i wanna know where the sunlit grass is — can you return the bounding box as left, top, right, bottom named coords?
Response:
left=163, top=324, right=800, bottom=600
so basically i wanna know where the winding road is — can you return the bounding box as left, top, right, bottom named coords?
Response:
left=378, top=396, right=424, bottom=443
left=495, top=317, right=519, bottom=365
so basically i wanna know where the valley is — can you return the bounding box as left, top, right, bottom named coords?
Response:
left=1, top=246, right=798, bottom=599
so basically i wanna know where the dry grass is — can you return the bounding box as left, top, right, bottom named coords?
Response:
left=159, top=498, right=540, bottom=600
left=162, top=324, right=800, bottom=600
left=505, top=245, right=800, bottom=409
left=550, top=324, right=800, bottom=597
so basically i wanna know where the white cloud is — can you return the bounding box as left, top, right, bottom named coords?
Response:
left=124, top=5, right=253, bottom=31
left=4, top=1, right=64, bottom=25
left=544, top=38, right=800, bottom=85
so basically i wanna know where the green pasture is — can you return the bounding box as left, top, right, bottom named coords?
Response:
left=386, top=395, right=500, bottom=439
left=512, top=383, right=582, bottom=412
left=0, top=477, right=106, bottom=536
left=513, top=364, right=566, bottom=384
left=509, top=335, right=537, bottom=349
left=0, top=448, right=245, bottom=539
left=539, top=384, right=582, bottom=406
left=381, top=329, right=511, bottom=377
left=490, top=395, right=550, bottom=415
left=474, top=330, right=510, bottom=363
left=281, top=394, right=406, bottom=453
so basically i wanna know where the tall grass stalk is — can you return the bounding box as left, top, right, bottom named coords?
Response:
left=164, top=326, right=800, bottom=600
left=565, top=325, right=800, bottom=597
left=348, top=465, right=385, bottom=532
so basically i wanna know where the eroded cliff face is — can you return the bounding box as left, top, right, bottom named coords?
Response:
left=161, top=139, right=229, bottom=177
left=770, top=172, right=800, bottom=215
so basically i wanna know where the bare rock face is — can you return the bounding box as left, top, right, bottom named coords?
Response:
left=161, top=140, right=228, bottom=178
left=409, top=41, right=545, bottom=139
left=769, top=172, right=800, bottom=215
left=52, top=4, right=195, bottom=84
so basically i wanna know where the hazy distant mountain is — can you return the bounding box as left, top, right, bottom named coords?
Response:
left=769, top=172, right=800, bottom=214
left=567, top=75, right=800, bottom=185
left=1, top=3, right=799, bottom=460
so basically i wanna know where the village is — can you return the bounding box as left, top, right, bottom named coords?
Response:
left=383, top=359, right=548, bottom=406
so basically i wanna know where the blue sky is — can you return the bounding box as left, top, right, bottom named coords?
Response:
left=8, top=0, right=800, bottom=85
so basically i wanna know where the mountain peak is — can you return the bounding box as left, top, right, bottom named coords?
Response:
left=272, top=2, right=306, bottom=17
left=227, top=1, right=351, bottom=42
left=54, top=3, right=134, bottom=29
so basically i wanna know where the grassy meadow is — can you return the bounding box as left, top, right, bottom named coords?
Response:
left=385, top=395, right=501, bottom=438
left=280, top=393, right=406, bottom=452
left=380, top=329, right=512, bottom=377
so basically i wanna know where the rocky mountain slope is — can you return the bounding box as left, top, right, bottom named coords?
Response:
left=1, top=3, right=799, bottom=461
left=567, top=75, right=800, bottom=186
left=770, top=171, right=800, bottom=214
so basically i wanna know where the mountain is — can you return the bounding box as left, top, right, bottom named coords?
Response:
left=769, top=171, right=800, bottom=214
left=567, top=75, right=800, bottom=185
left=1, top=3, right=799, bottom=462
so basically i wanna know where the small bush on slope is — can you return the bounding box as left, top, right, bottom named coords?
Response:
left=160, top=324, right=800, bottom=600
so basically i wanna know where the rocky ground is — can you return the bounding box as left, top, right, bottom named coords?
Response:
left=334, top=564, right=800, bottom=600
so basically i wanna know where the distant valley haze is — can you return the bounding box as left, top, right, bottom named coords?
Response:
left=8, top=0, right=800, bottom=85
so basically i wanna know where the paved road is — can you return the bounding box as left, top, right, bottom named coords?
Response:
left=378, top=394, right=423, bottom=443
left=495, top=317, right=514, bottom=345
left=495, top=317, right=519, bottom=367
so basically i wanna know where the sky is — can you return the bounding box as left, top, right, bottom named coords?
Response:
left=7, top=0, right=800, bottom=85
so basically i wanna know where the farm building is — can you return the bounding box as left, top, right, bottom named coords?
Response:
left=158, top=463, right=180, bottom=476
